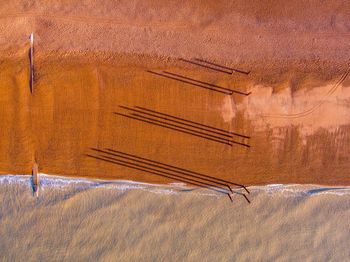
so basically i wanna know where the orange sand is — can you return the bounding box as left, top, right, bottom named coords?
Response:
left=0, top=0, right=349, bottom=186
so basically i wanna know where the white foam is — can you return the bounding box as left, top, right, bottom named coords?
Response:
left=1, top=174, right=350, bottom=197
left=0, top=174, right=31, bottom=185
left=250, top=184, right=350, bottom=196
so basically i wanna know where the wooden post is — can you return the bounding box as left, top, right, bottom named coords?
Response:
left=29, top=33, right=34, bottom=93
left=32, top=162, right=39, bottom=197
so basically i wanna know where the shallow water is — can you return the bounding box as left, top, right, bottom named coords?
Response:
left=1, top=175, right=349, bottom=261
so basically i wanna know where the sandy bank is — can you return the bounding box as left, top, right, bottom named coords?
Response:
left=0, top=0, right=349, bottom=186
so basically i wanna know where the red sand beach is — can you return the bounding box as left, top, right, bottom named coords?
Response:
left=0, top=0, right=349, bottom=186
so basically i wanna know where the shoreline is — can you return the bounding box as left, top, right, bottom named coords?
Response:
left=1, top=2, right=350, bottom=261
left=2, top=173, right=350, bottom=195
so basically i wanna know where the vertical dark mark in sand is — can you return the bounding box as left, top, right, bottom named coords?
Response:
left=29, top=33, right=34, bottom=93
left=31, top=161, right=39, bottom=197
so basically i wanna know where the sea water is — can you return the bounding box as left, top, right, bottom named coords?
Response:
left=1, top=174, right=349, bottom=261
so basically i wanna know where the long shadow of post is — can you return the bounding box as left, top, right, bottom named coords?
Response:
left=114, top=112, right=233, bottom=146
left=193, top=58, right=251, bottom=75
left=86, top=148, right=251, bottom=203
left=115, top=106, right=251, bottom=148
left=147, top=70, right=232, bottom=95
left=133, top=106, right=251, bottom=139
left=179, top=58, right=233, bottom=74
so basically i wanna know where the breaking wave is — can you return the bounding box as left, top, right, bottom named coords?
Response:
left=1, top=174, right=350, bottom=197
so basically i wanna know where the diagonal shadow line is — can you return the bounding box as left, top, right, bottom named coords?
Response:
left=179, top=58, right=232, bottom=74
left=114, top=112, right=232, bottom=146
left=163, top=71, right=232, bottom=92
left=147, top=70, right=231, bottom=95
left=105, top=148, right=250, bottom=194
left=130, top=113, right=251, bottom=148
left=194, top=58, right=234, bottom=72
left=194, top=58, right=251, bottom=75
left=89, top=153, right=250, bottom=203
left=86, top=154, right=229, bottom=195
left=131, top=113, right=250, bottom=148
left=106, top=148, right=250, bottom=194
left=163, top=71, right=250, bottom=96
left=120, top=105, right=233, bottom=139
left=91, top=148, right=234, bottom=193
left=135, top=106, right=251, bottom=139
left=242, top=194, right=251, bottom=203
left=87, top=153, right=250, bottom=203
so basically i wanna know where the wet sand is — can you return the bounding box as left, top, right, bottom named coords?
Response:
left=0, top=55, right=349, bottom=187
left=0, top=1, right=350, bottom=186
